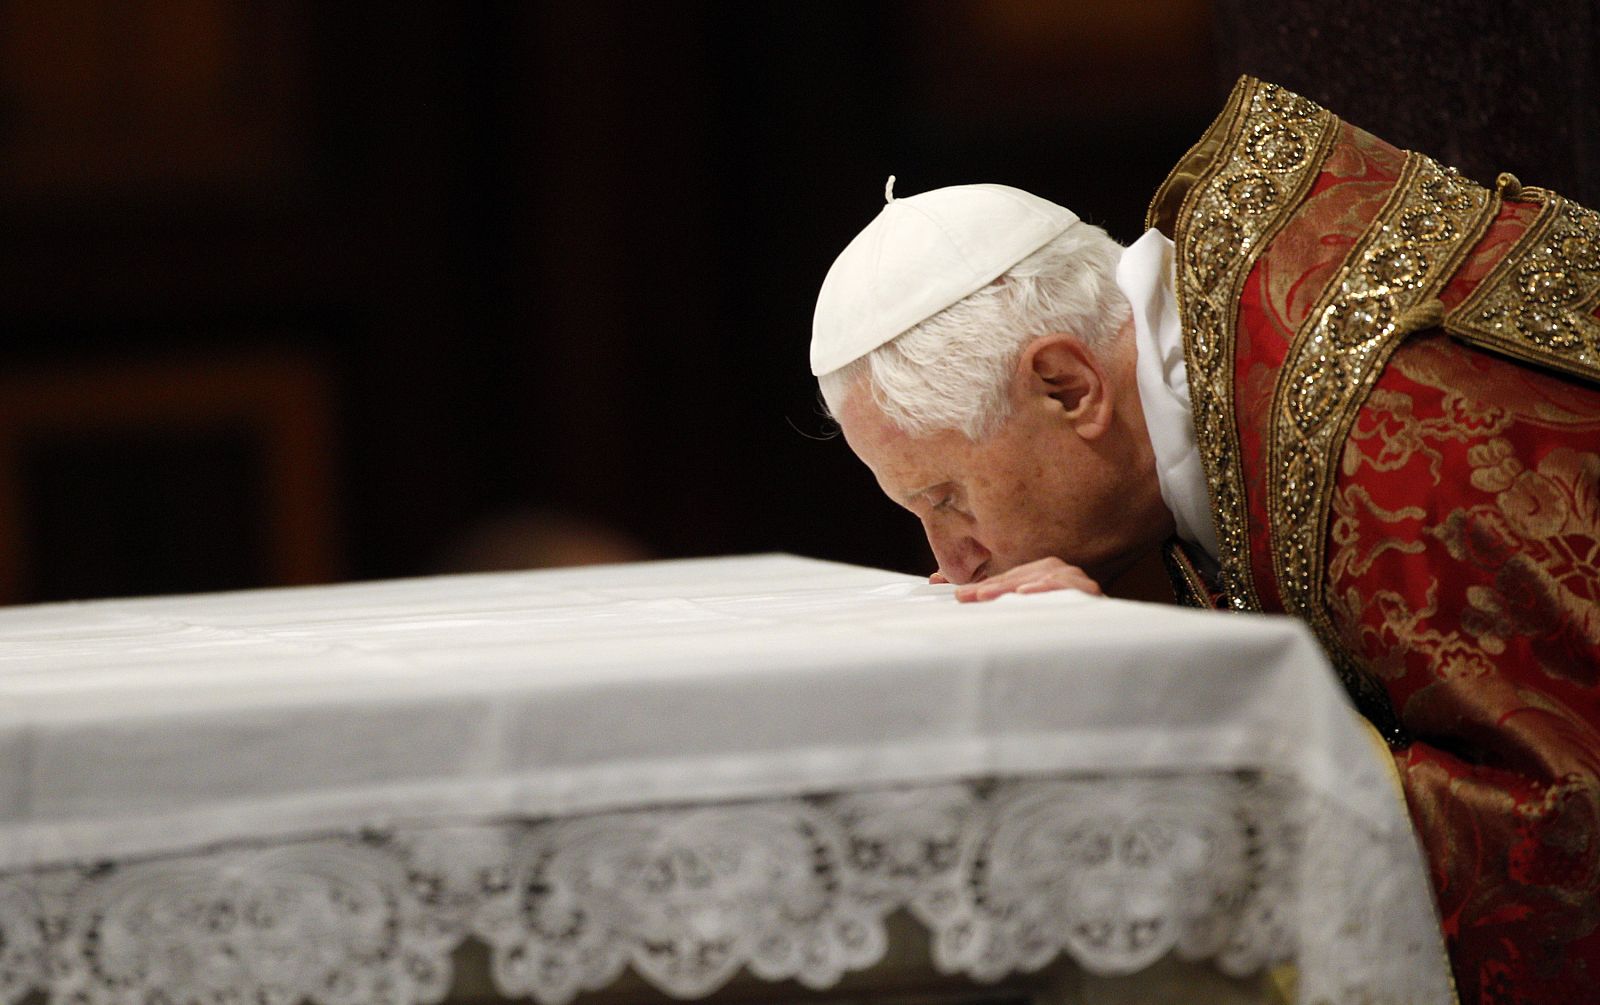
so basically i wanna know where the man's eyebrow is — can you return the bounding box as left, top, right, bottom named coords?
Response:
left=899, top=482, right=950, bottom=507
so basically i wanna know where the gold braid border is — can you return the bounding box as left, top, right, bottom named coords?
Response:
left=1153, top=77, right=1339, bottom=611
left=1160, top=539, right=1216, bottom=609
left=1268, top=154, right=1498, bottom=708
left=1445, top=187, right=1600, bottom=385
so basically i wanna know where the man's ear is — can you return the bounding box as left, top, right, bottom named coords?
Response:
left=1017, top=334, right=1111, bottom=437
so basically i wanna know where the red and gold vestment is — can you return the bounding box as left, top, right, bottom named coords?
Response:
left=1151, top=77, right=1600, bottom=1003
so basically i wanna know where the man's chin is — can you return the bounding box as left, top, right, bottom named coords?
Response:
left=1101, top=544, right=1181, bottom=593
left=1064, top=552, right=1125, bottom=589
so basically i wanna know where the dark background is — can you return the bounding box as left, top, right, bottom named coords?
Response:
left=0, top=0, right=1594, bottom=603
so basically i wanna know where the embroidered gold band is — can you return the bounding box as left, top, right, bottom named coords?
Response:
left=1162, top=78, right=1339, bottom=612
left=1160, top=539, right=1214, bottom=610
left=1445, top=188, right=1600, bottom=385
left=1268, top=154, right=1498, bottom=691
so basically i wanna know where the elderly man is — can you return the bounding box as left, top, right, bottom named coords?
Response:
left=812, top=77, right=1600, bottom=1004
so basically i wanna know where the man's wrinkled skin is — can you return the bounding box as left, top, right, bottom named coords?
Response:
left=835, top=326, right=1174, bottom=603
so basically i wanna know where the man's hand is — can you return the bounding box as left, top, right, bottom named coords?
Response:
left=947, top=557, right=1102, bottom=603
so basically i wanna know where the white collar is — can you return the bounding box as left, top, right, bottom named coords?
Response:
left=1116, top=229, right=1220, bottom=562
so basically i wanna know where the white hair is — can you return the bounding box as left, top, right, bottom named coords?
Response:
left=819, top=221, right=1131, bottom=440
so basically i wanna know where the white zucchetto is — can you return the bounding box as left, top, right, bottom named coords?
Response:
left=810, top=180, right=1080, bottom=376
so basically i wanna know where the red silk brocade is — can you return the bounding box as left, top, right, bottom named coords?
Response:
left=1341, top=336, right=1600, bottom=1002
left=1154, top=77, right=1600, bottom=1003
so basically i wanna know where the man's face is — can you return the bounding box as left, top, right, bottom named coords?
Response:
left=836, top=381, right=1142, bottom=585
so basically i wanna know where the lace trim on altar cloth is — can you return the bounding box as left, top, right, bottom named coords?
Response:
left=0, top=776, right=1451, bottom=1005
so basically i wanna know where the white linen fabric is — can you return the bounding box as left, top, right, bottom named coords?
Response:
left=0, top=555, right=1449, bottom=1004
left=1118, top=229, right=1219, bottom=561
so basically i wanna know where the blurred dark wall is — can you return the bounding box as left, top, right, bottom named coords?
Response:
left=1215, top=0, right=1600, bottom=204
left=0, top=0, right=1222, bottom=601
left=11, top=1, right=1590, bottom=603
left=12, top=0, right=1593, bottom=604
left=0, top=1, right=1222, bottom=601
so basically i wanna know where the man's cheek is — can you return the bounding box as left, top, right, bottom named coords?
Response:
left=980, top=525, right=1033, bottom=567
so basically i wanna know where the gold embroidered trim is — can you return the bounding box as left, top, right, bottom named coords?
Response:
left=1445, top=187, right=1600, bottom=384
left=1267, top=153, right=1497, bottom=681
left=1160, top=538, right=1214, bottom=609
left=1164, top=77, right=1339, bottom=611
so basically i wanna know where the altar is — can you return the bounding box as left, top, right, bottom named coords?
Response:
left=0, top=555, right=1450, bottom=1005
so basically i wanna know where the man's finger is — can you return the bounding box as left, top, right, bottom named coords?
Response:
left=953, top=567, right=1100, bottom=602
left=956, top=579, right=1030, bottom=602
left=929, top=571, right=949, bottom=584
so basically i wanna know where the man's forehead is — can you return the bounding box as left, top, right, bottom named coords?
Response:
left=837, top=393, right=963, bottom=500
left=837, top=391, right=918, bottom=458
left=836, top=387, right=884, bottom=429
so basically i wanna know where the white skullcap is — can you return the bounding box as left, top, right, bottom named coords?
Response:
left=810, top=178, right=1080, bottom=376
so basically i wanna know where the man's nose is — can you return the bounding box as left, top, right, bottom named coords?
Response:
left=925, top=525, right=990, bottom=584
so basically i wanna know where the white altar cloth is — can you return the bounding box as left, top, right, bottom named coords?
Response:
left=0, top=555, right=1451, bottom=1005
